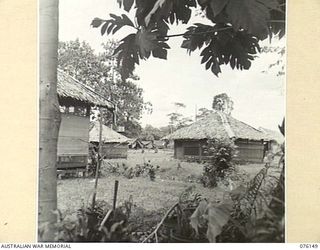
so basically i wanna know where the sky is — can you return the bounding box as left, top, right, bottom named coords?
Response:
left=59, top=0, right=286, bottom=131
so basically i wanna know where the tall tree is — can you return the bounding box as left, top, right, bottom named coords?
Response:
left=167, top=102, right=193, bottom=132
left=92, top=0, right=285, bottom=80
left=212, top=93, right=234, bottom=115
left=196, top=107, right=212, bottom=120
left=39, top=0, right=60, bottom=241
left=58, top=39, right=152, bottom=137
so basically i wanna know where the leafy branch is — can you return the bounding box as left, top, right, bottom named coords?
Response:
left=92, top=0, right=285, bottom=79
left=91, top=14, right=136, bottom=36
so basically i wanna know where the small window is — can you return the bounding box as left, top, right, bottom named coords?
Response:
left=60, top=106, right=66, bottom=113
left=184, top=147, right=200, bottom=156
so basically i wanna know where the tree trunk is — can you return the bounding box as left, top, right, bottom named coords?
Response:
left=39, top=0, right=60, bottom=241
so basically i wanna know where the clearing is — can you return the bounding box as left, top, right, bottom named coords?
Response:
left=57, top=149, right=279, bottom=231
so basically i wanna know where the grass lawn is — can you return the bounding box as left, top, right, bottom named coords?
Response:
left=57, top=149, right=277, bottom=231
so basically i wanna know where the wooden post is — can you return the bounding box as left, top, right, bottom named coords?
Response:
left=113, top=180, right=119, bottom=212
left=86, top=105, right=91, bottom=117
left=91, top=107, right=103, bottom=209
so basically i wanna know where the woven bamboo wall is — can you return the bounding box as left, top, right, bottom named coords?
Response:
left=101, top=143, right=128, bottom=159
left=235, top=140, right=264, bottom=163
left=57, top=113, right=89, bottom=156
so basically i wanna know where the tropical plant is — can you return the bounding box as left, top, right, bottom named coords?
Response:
left=92, top=0, right=286, bottom=80
left=191, top=164, right=277, bottom=243
left=123, top=161, right=160, bottom=181
left=39, top=199, right=133, bottom=242
left=142, top=186, right=205, bottom=243
left=201, top=138, right=237, bottom=187
left=212, top=93, right=234, bottom=115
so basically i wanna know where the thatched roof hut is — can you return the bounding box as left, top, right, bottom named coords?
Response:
left=165, top=111, right=267, bottom=141
left=89, top=122, right=129, bottom=159
left=56, top=70, right=115, bottom=171
left=57, top=69, right=115, bottom=110
left=165, top=111, right=269, bottom=163
left=89, top=122, right=129, bottom=144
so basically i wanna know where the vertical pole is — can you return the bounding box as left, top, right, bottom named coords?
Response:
left=113, top=180, right=119, bottom=212
left=39, top=0, right=60, bottom=242
left=91, top=107, right=103, bottom=209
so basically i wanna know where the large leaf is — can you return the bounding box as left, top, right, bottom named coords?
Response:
left=136, top=0, right=196, bottom=27
left=92, top=14, right=135, bottom=36
left=114, top=33, right=139, bottom=80
left=169, top=0, right=196, bottom=24
left=225, top=0, right=271, bottom=39
left=192, top=26, right=260, bottom=76
left=118, top=0, right=135, bottom=12
left=135, top=28, right=159, bottom=59
left=135, top=26, right=169, bottom=59
left=269, top=0, right=286, bottom=39
left=135, top=0, right=158, bottom=26
left=210, top=0, right=229, bottom=17
left=91, top=18, right=105, bottom=28
left=113, top=26, right=169, bottom=79
left=181, top=23, right=216, bottom=53
left=145, top=0, right=167, bottom=26
left=206, top=201, right=233, bottom=242
left=190, top=200, right=208, bottom=236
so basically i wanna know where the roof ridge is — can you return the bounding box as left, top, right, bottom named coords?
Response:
left=217, top=111, right=235, bottom=138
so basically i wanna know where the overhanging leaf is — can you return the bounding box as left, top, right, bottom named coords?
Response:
left=114, top=33, right=139, bottom=80
left=145, top=0, right=167, bottom=26
left=210, top=0, right=229, bottom=17
left=93, top=13, right=135, bottom=36
left=91, top=18, right=105, bottom=28
left=118, top=0, right=135, bottom=12
left=135, top=28, right=159, bottom=59
left=225, top=0, right=270, bottom=39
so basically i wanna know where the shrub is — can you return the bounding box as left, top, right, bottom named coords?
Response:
left=201, top=139, right=237, bottom=188
left=39, top=199, right=133, bottom=242
left=123, top=161, right=159, bottom=181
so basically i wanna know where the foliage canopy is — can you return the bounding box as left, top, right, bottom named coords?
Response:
left=92, top=0, right=285, bottom=79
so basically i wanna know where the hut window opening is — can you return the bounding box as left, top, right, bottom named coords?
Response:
left=59, top=105, right=88, bottom=117
left=184, top=147, right=200, bottom=156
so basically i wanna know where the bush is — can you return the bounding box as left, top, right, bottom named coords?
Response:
left=122, top=161, right=159, bottom=181
left=201, top=139, right=237, bottom=188
left=39, top=199, right=134, bottom=242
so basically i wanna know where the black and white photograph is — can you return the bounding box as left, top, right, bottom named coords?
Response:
left=39, top=0, right=286, bottom=243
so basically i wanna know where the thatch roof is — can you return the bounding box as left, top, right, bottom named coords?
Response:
left=89, top=122, right=129, bottom=143
left=57, top=69, right=114, bottom=109
left=164, top=111, right=268, bottom=141
left=258, top=127, right=284, bottom=144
